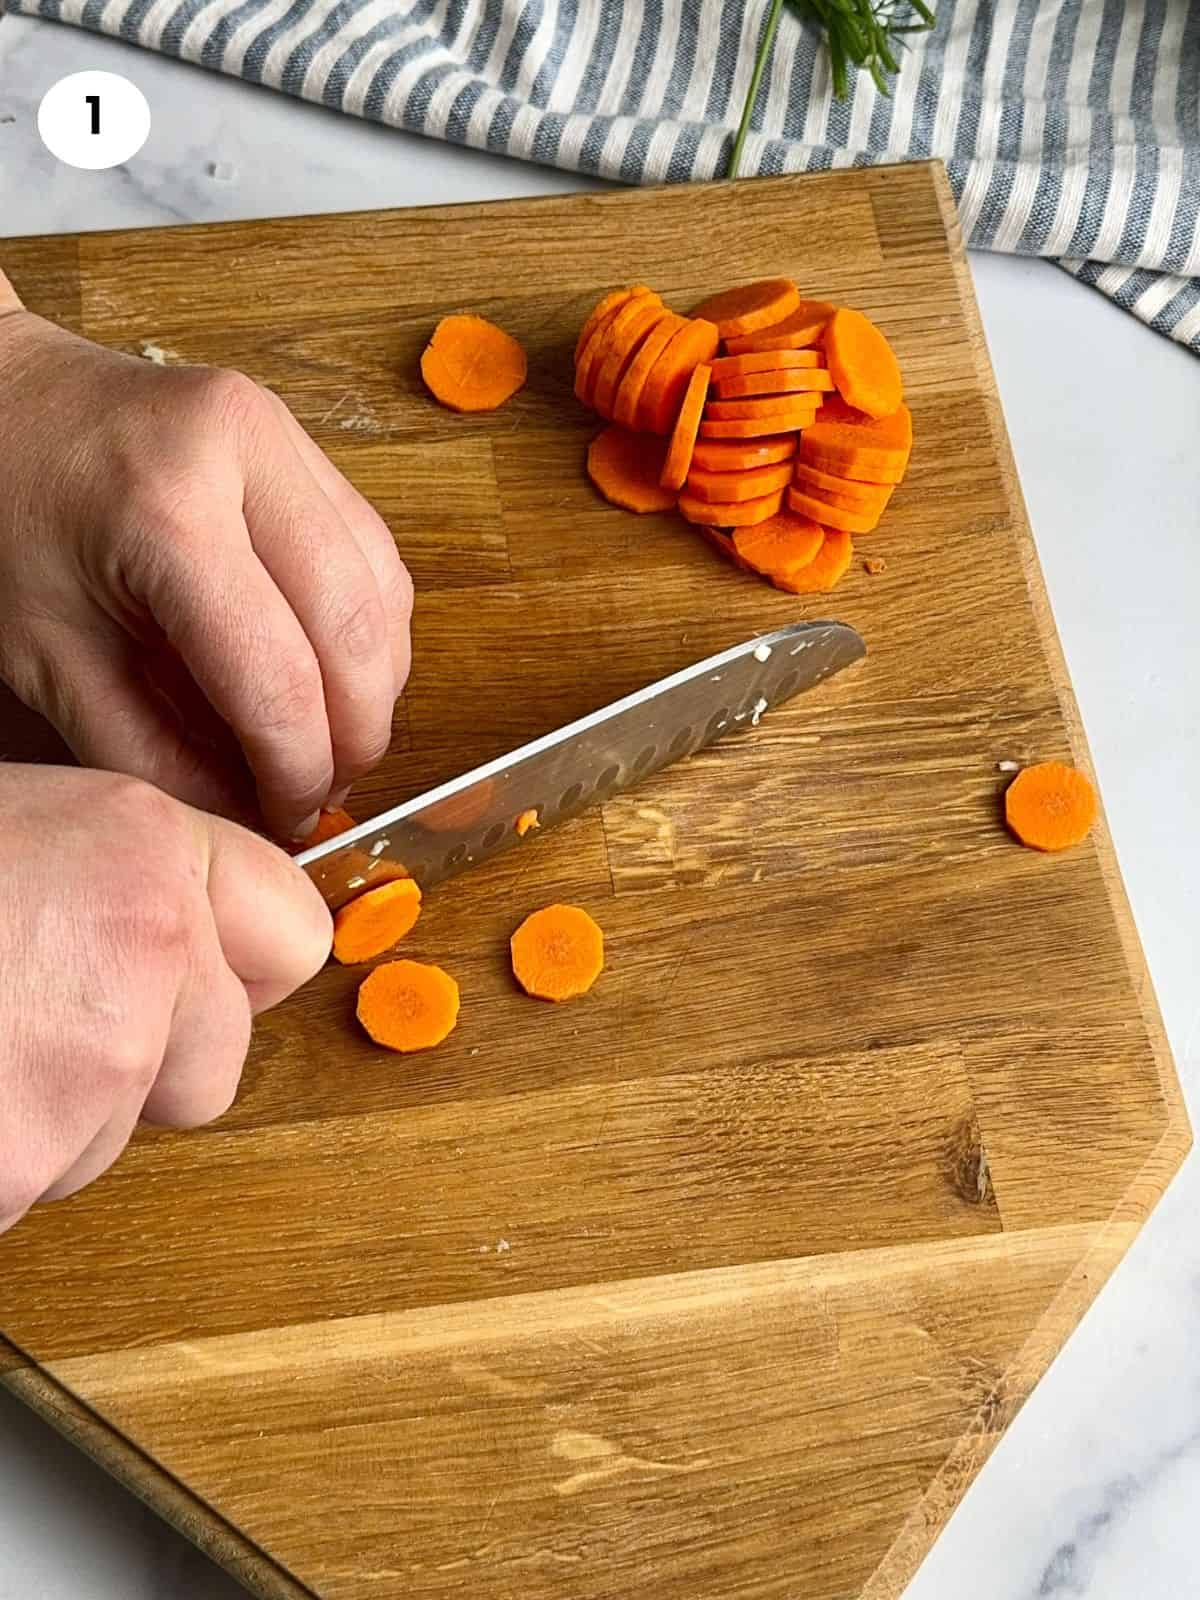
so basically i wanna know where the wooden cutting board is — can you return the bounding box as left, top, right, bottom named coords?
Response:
left=0, top=163, right=1188, bottom=1600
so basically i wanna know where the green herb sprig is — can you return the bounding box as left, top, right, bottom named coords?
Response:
left=727, top=0, right=935, bottom=180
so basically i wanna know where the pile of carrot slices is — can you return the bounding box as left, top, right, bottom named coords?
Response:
left=577, top=279, right=912, bottom=592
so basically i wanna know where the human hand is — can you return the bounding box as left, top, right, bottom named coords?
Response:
left=0, top=292, right=412, bottom=840
left=0, top=764, right=331, bottom=1232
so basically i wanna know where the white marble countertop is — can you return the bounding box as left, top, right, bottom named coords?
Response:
left=2, top=14, right=1198, bottom=1600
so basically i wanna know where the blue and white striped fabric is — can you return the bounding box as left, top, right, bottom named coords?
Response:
left=11, top=0, right=1200, bottom=352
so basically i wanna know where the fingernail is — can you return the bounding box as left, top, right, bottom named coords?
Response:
left=291, top=812, right=320, bottom=844
left=328, top=788, right=351, bottom=809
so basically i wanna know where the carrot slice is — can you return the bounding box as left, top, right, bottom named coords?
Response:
left=732, top=512, right=824, bottom=579
left=700, top=410, right=820, bottom=439
left=511, top=904, right=604, bottom=1001
left=1004, top=761, right=1097, bottom=852
left=715, top=367, right=835, bottom=399
left=768, top=527, right=854, bottom=593
left=576, top=287, right=660, bottom=408
left=792, top=459, right=893, bottom=505
left=690, top=279, right=800, bottom=339
left=289, top=806, right=355, bottom=854
left=575, top=285, right=638, bottom=363
left=799, top=400, right=913, bottom=483
left=706, top=394, right=822, bottom=421
left=691, top=434, right=797, bottom=472
left=421, top=315, right=527, bottom=413
left=591, top=297, right=668, bottom=417
left=660, top=363, right=711, bottom=490
left=695, top=525, right=759, bottom=575
left=823, top=307, right=903, bottom=419
left=710, top=349, right=821, bottom=380
left=790, top=472, right=893, bottom=515
left=638, top=317, right=720, bottom=434
left=785, top=485, right=886, bottom=534
left=587, top=425, right=676, bottom=513
left=686, top=459, right=795, bottom=503
left=515, top=808, right=540, bottom=837
left=678, top=488, right=784, bottom=527
left=613, top=312, right=686, bottom=429
left=724, top=299, right=835, bottom=354
left=357, top=959, right=460, bottom=1051
left=333, top=878, right=422, bottom=965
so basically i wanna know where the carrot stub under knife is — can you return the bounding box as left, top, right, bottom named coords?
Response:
left=357, top=960, right=460, bottom=1051
left=421, top=315, right=527, bottom=412
left=660, top=363, right=711, bottom=490
left=511, top=904, right=605, bottom=1002
left=690, top=278, right=800, bottom=338
left=333, top=878, right=423, bottom=965
left=1004, top=762, right=1097, bottom=852
left=288, top=806, right=356, bottom=854
left=587, top=426, right=676, bottom=512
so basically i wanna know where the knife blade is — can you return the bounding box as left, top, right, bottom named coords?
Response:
left=297, top=619, right=865, bottom=909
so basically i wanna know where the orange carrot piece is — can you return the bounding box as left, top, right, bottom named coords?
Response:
left=823, top=307, right=903, bottom=419
left=691, top=434, right=797, bottom=472
left=357, top=959, right=460, bottom=1051
left=333, top=878, right=423, bottom=964
left=638, top=317, right=720, bottom=434
left=515, top=808, right=540, bottom=837
left=587, top=425, right=676, bottom=513
left=723, top=299, right=835, bottom=354
left=770, top=527, right=854, bottom=593
left=289, top=806, right=355, bottom=854
left=660, top=363, right=712, bottom=490
left=575, top=285, right=639, bottom=363
left=695, top=524, right=759, bottom=575
left=706, top=394, right=822, bottom=421
left=511, top=904, right=604, bottom=1001
left=785, top=485, right=886, bottom=534
left=690, top=278, right=800, bottom=338
left=686, top=459, right=795, bottom=503
left=678, top=487, right=784, bottom=527
left=710, top=349, right=821, bottom=380
left=792, top=460, right=893, bottom=505
left=700, top=409, right=820, bottom=439
left=799, top=400, right=913, bottom=483
left=613, top=312, right=686, bottom=429
left=421, top=315, right=526, bottom=413
left=1004, top=761, right=1097, bottom=852
left=790, top=471, right=893, bottom=515
left=590, top=296, right=668, bottom=417
left=732, top=512, right=824, bottom=579
left=715, top=367, right=835, bottom=399
left=864, top=557, right=887, bottom=575
left=575, top=286, right=658, bottom=406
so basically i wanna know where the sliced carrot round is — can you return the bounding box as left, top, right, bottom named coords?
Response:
left=686, top=459, right=795, bottom=503
left=333, top=878, right=422, bottom=965
left=1005, top=761, right=1097, bottom=852
left=289, top=806, right=356, bottom=855
left=638, top=317, right=720, bottom=434
left=356, top=960, right=460, bottom=1051
left=724, top=299, right=835, bottom=355
left=706, top=394, right=823, bottom=421
left=660, top=363, right=711, bottom=490
left=691, top=434, right=797, bottom=472
left=785, top=485, right=884, bottom=534
left=421, top=315, right=527, bottom=413
left=710, top=349, right=821, bottom=380
left=800, top=400, right=912, bottom=483
left=574, top=285, right=654, bottom=404
left=590, top=296, right=668, bottom=417
left=715, top=367, right=835, bottom=400
left=587, top=425, right=676, bottom=513
left=700, top=410, right=819, bottom=439
left=511, top=903, right=604, bottom=1001
left=792, top=459, right=893, bottom=504
left=770, top=527, right=854, bottom=594
left=678, top=488, right=784, bottom=527
left=732, top=512, right=824, bottom=580
left=690, top=278, right=800, bottom=339
left=575, top=286, right=639, bottom=363
left=790, top=472, right=893, bottom=516
left=823, top=307, right=903, bottom=419
left=613, top=312, right=686, bottom=429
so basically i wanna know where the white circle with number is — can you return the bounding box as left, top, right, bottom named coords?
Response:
left=37, top=71, right=150, bottom=170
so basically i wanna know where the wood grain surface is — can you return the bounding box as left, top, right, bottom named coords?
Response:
left=0, top=162, right=1188, bottom=1600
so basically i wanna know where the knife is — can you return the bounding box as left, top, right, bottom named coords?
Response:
left=297, top=620, right=865, bottom=909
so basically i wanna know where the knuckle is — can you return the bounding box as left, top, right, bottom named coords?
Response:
left=190, top=365, right=263, bottom=430
left=248, top=656, right=323, bottom=741
left=97, top=1028, right=160, bottom=1094
left=387, top=557, right=415, bottom=623
left=331, top=590, right=388, bottom=667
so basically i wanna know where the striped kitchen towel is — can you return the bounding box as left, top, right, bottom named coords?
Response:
left=10, top=0, right=1200, bottom=352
